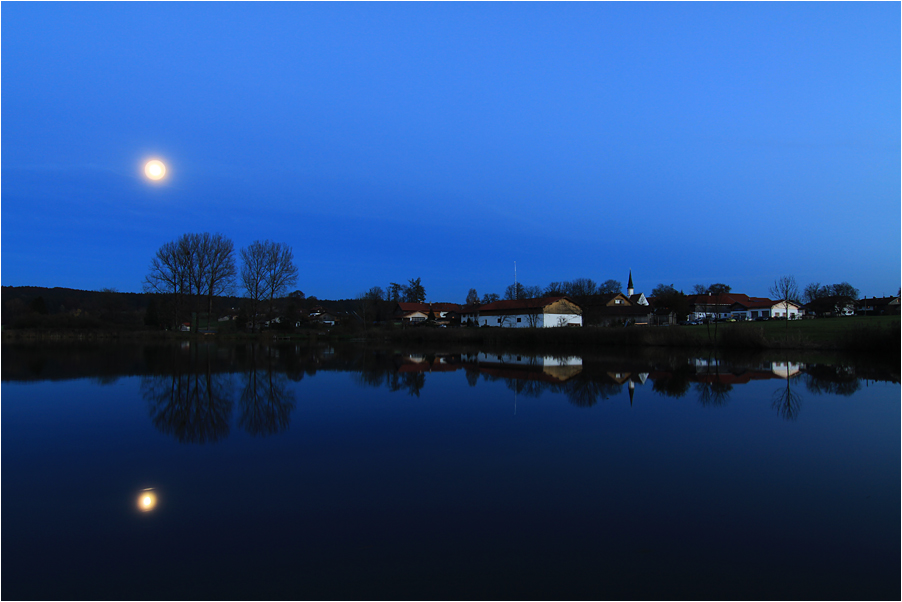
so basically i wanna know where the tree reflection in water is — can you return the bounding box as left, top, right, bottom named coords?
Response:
left=559, top=379, right=622, bottom=408
left=651, top=364, right=693, bottom=398
left=239, top=346, right=296, bottom=437
left=694, top=353, right=731, bottom=407
left=772, top=375, right=803, bottom=421
left=695, top=380, right=732, bottom=407
left=804, top=364, right=861, bottom=397
left=142, top=370, right=234, bottom=444
left=505, top=377, right=546, bottom=399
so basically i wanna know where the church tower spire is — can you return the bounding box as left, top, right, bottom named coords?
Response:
left=627, top=270, right=634, bottom=297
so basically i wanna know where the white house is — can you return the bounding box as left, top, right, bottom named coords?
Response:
left=730, top=298, right=800, bottom=321
left=475, top=296, right=582, bottom=328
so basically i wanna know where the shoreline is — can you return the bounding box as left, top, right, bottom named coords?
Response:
left=2, top=316, right=898, bottom=354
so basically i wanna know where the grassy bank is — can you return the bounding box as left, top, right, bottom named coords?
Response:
left=363, top=316, right=900, bottom=354
left=3, top=316, right=897, bottom=354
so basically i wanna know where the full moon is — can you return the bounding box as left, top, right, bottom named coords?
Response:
left=144, top=160, right=166, bottom=181
left=137, top=489, right=158, bottom=512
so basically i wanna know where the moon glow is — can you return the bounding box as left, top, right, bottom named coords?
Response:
left=137, top=489, right=158, bottom=512
left=144, top=160, right=167, bottom=181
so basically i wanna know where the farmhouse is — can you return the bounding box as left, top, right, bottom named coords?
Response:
left=730, top=298, right=801, bottom=321
left=583, top=292, right=652, bottom=326
left=475, top=296, right=582, bottom=328
left=855, top=296, right=900, bottom=316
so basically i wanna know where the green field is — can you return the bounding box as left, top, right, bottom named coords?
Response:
left=681, top=315, right=899, bottom=348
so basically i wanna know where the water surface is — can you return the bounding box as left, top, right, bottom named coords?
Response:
left=2, top=342, right=898, bottom=599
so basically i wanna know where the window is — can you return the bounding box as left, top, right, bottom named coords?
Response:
left=497, top=318, right=501, bottom=324
left=517, top=318, right=521, bottom=323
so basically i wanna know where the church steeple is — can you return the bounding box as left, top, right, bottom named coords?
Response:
left=627, top=270, right=634, bottom=297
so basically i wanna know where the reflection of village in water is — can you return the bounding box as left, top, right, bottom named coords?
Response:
left=3, top=341, right=892, bottom=444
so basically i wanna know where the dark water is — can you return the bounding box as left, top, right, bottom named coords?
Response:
left=2, top=342, right=899, bottom=600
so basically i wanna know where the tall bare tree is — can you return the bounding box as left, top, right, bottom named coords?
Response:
left=566, top=278, right=598, bottom=299
left=144, top=233, right=236, bottom=330
left=240, top=241, right=268, bottom=330
left=144, top=239, right=190, bottom=329
left=262, top=241, right=299, bottom=319
left=202, top=233, right=237, bottom=316
left=241, top=240, right=299, bottom=328
left=770, top=275, right=800, bottom=327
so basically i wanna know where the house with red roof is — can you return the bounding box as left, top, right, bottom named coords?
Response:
left=475, top=296, right=582, bottom=328
left=730, top=298, right=801, bottom=321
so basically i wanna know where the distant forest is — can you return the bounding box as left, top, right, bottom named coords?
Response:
left=0, top=285, right=365, bottom=330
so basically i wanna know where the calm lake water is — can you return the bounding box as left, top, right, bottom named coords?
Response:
left=2, top=342, right=899, bottom=600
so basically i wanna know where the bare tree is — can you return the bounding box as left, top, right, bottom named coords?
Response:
left=804, top=281, right=858, bottom=316
left=144, top=239, right=190, bottom=329
left=466, top=288, right=480, bottom=305
left=505, top=283, right=542, bottom=300
left=203, top=233, right=237, bottom=316
left=144, top=233, right=236, bottom=330
left=262, top=241, right=299, bottom=320
left=544, top=282, right=567, bottom=296
left=566, top=278, right=598, bottom=299
left=240, top=241, right=268, bottom=331
left=803, top=282, right=822, bottom=304
left=505, top=282, right=526, bottom=300
left=770, top=275, right=800, bottom=327
left=598, top=279, right=622, bottom=295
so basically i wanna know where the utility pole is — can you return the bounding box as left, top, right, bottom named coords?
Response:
left=514, top=261, right=518, bottom=300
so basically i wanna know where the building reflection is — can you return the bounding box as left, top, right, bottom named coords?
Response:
left=5, top=340, right=890, bottom=438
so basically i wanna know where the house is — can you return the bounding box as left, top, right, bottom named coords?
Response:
left=855, top=296, right=900, bottom=316
left=310, top=312, right=339, bottom=326
left=802, top=296, right=856, bottom=317
left=454, top=304, right=481, bottom=326
left=394, top=302, right=464, bottom=325
left=584, top=293, right=652, bottom=326
left=475, top=296, right=582, bottom=328
left=730, top=298, right=801, bottom=321
left=687, top=293, right=773, bottom=321
left=580, top=271, right=652, bottom=326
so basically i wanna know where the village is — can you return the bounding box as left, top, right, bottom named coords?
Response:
left=281, top=272, right=900, bottom=331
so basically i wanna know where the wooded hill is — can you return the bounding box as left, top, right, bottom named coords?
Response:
left=1, top=285, right=371, bottom=329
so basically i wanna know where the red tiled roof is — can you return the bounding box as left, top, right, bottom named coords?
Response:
left=732, top=298, right=776, bottom=309
left=478, top=296, right=575, bottom=313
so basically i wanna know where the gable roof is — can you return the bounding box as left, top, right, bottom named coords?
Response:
left=478, top=296, right=579, bottom=314
left=687, top=293, right=772, bottom=306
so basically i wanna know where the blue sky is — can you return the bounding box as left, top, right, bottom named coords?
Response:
left=3, top=2, right=899, bottom=302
